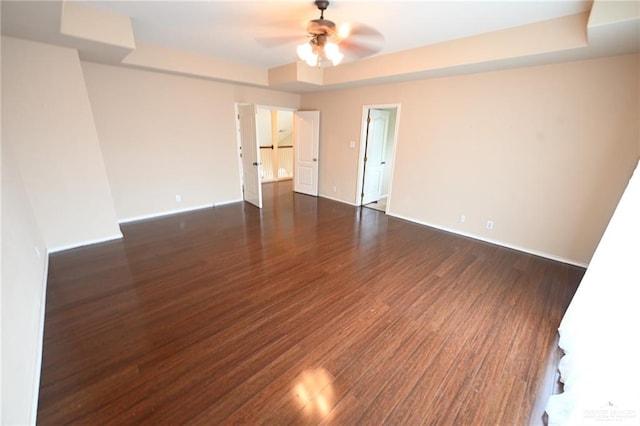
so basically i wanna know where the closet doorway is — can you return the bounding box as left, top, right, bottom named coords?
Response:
left=356, top=104, right=401, bottom=213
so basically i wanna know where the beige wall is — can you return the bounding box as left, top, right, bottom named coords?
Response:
left=1, top=143, right=48, bottom=425
left=1, top=37, right=122, bottom=251
left=1, top=36, right=127, bottom=423
left=81, top=61, right=300, bottom=221
left=302, top=54, right=640, bottom=265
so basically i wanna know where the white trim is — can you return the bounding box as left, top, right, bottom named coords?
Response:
left=383, top=105, right=401, bottom=214
left=355, top=107, right=369, bottom=205
left=48, top=232, right=123, bottom=253
left=355, top=103, right=401, bottom=208
left=256, top=104, right=298, bottom=112
left=214, top=198, right=243, bottom=207
left=318, top=193, right=357, bottom=206
left=234, top=102, right=245, bottom=202
left=387, top=211, right=588, bottom=268
left=31, top=250, right=49, bottom=425
left=118, top=203, right=215, bottom=224
left=50, top=201, right=245, bottom=253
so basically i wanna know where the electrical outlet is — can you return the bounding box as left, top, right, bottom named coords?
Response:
left=333, top=185, right=337, bottom=193
left=175, top=194, right=182, bottom=203
left=486, top=220, right=494, bottom=230
left=459, top=215, right=466, bottom=223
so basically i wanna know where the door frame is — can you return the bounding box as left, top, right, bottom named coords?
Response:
left=293, top=110, right=321, bottom=196
left=234, top=102, right=246, bottom=199
left=235, top=103, right=297, bottom=200
left=355, top=103, right=401, bottom=211
left=236, top=103, right=263, bottom=208
left=257, top=105, right=296, bottom=183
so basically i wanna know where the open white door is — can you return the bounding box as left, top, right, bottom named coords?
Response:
left=238, top=104, right=262, bottom=208
left=362, top=109, right=390, bottom=205
left=294, top=111, right=320, bottom=196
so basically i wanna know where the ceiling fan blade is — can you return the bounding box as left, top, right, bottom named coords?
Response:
left=336, top=22, right=384, bottom=58
left=340, top=39, right=383, bottom=58
left=346, top=23, right=383, bottom=39
left=253, top=0, right=323, bottom=47
left=256, top=35, right=305, bottom=48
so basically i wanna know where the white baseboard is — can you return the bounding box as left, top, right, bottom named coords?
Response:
left=48, top=232, right=123, bottom=254
left=214, top=198, right=243, bottom=207
left=117, top=200, right=245, bottom=225
left=318, top=193, right=357, bottom=206
left=387, top=211, right=588, bottom=268
left=118, top=203, right=215, bottom=224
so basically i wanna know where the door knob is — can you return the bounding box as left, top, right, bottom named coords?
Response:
left=312, top=158, right=317, bottom=162
left=252, top=162, right=261, bottom=166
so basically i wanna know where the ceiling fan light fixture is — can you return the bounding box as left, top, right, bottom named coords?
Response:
left=297, top=42, right=313, bottom=61
left=295, top=0, right=348, bottom=68
left=305, top=54, right=319, bottom=67
left=297, top=42, right=319, bottom=66
left=324, top=41, right=343, bottom=65
left=297, top=38, right=343, bottom=67
left=338, top=23, right=351, bottom=39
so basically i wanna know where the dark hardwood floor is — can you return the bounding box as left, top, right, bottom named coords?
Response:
left=38, top=181, right=584, bottom=425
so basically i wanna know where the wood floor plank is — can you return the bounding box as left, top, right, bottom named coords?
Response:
left=348, top=324, right=432, bottom=407
left=189, top=294, right=388, bottom=423
left=449, top=272, right=532, bottom=424
left=37, top=181, right=584, bottom=425
left=409, top=268, right=524, bottom=423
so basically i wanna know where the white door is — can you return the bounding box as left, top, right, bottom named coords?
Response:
left=362, top=109, right=390, bottom=205
left=294, top=111, right=320, bottom=196
left=238, top=104, right=262, bottom=208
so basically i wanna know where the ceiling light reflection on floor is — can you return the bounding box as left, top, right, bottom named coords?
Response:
left=292, top=368, right=335, bottom=418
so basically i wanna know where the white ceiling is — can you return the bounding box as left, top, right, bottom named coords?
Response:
left=89, top=0, right=593, bottom=68
left=3, top=0, right=638, bottom=91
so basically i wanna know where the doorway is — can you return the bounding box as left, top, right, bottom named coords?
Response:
left=257, top=108, right=294, bottom=183
left=236, top=104, right=320, bottom=208
left=356, top=104, right=400, bottom=213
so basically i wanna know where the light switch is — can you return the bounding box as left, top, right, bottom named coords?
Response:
left=349, top=140, right=356, bottom=149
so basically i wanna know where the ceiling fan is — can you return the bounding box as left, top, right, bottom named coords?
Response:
left=259, top=1, right=384, bottom=67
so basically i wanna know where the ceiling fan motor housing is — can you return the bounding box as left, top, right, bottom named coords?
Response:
left=315, top=0, right=330, bottom=12
left=307, top=18, right=337, bottom=37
